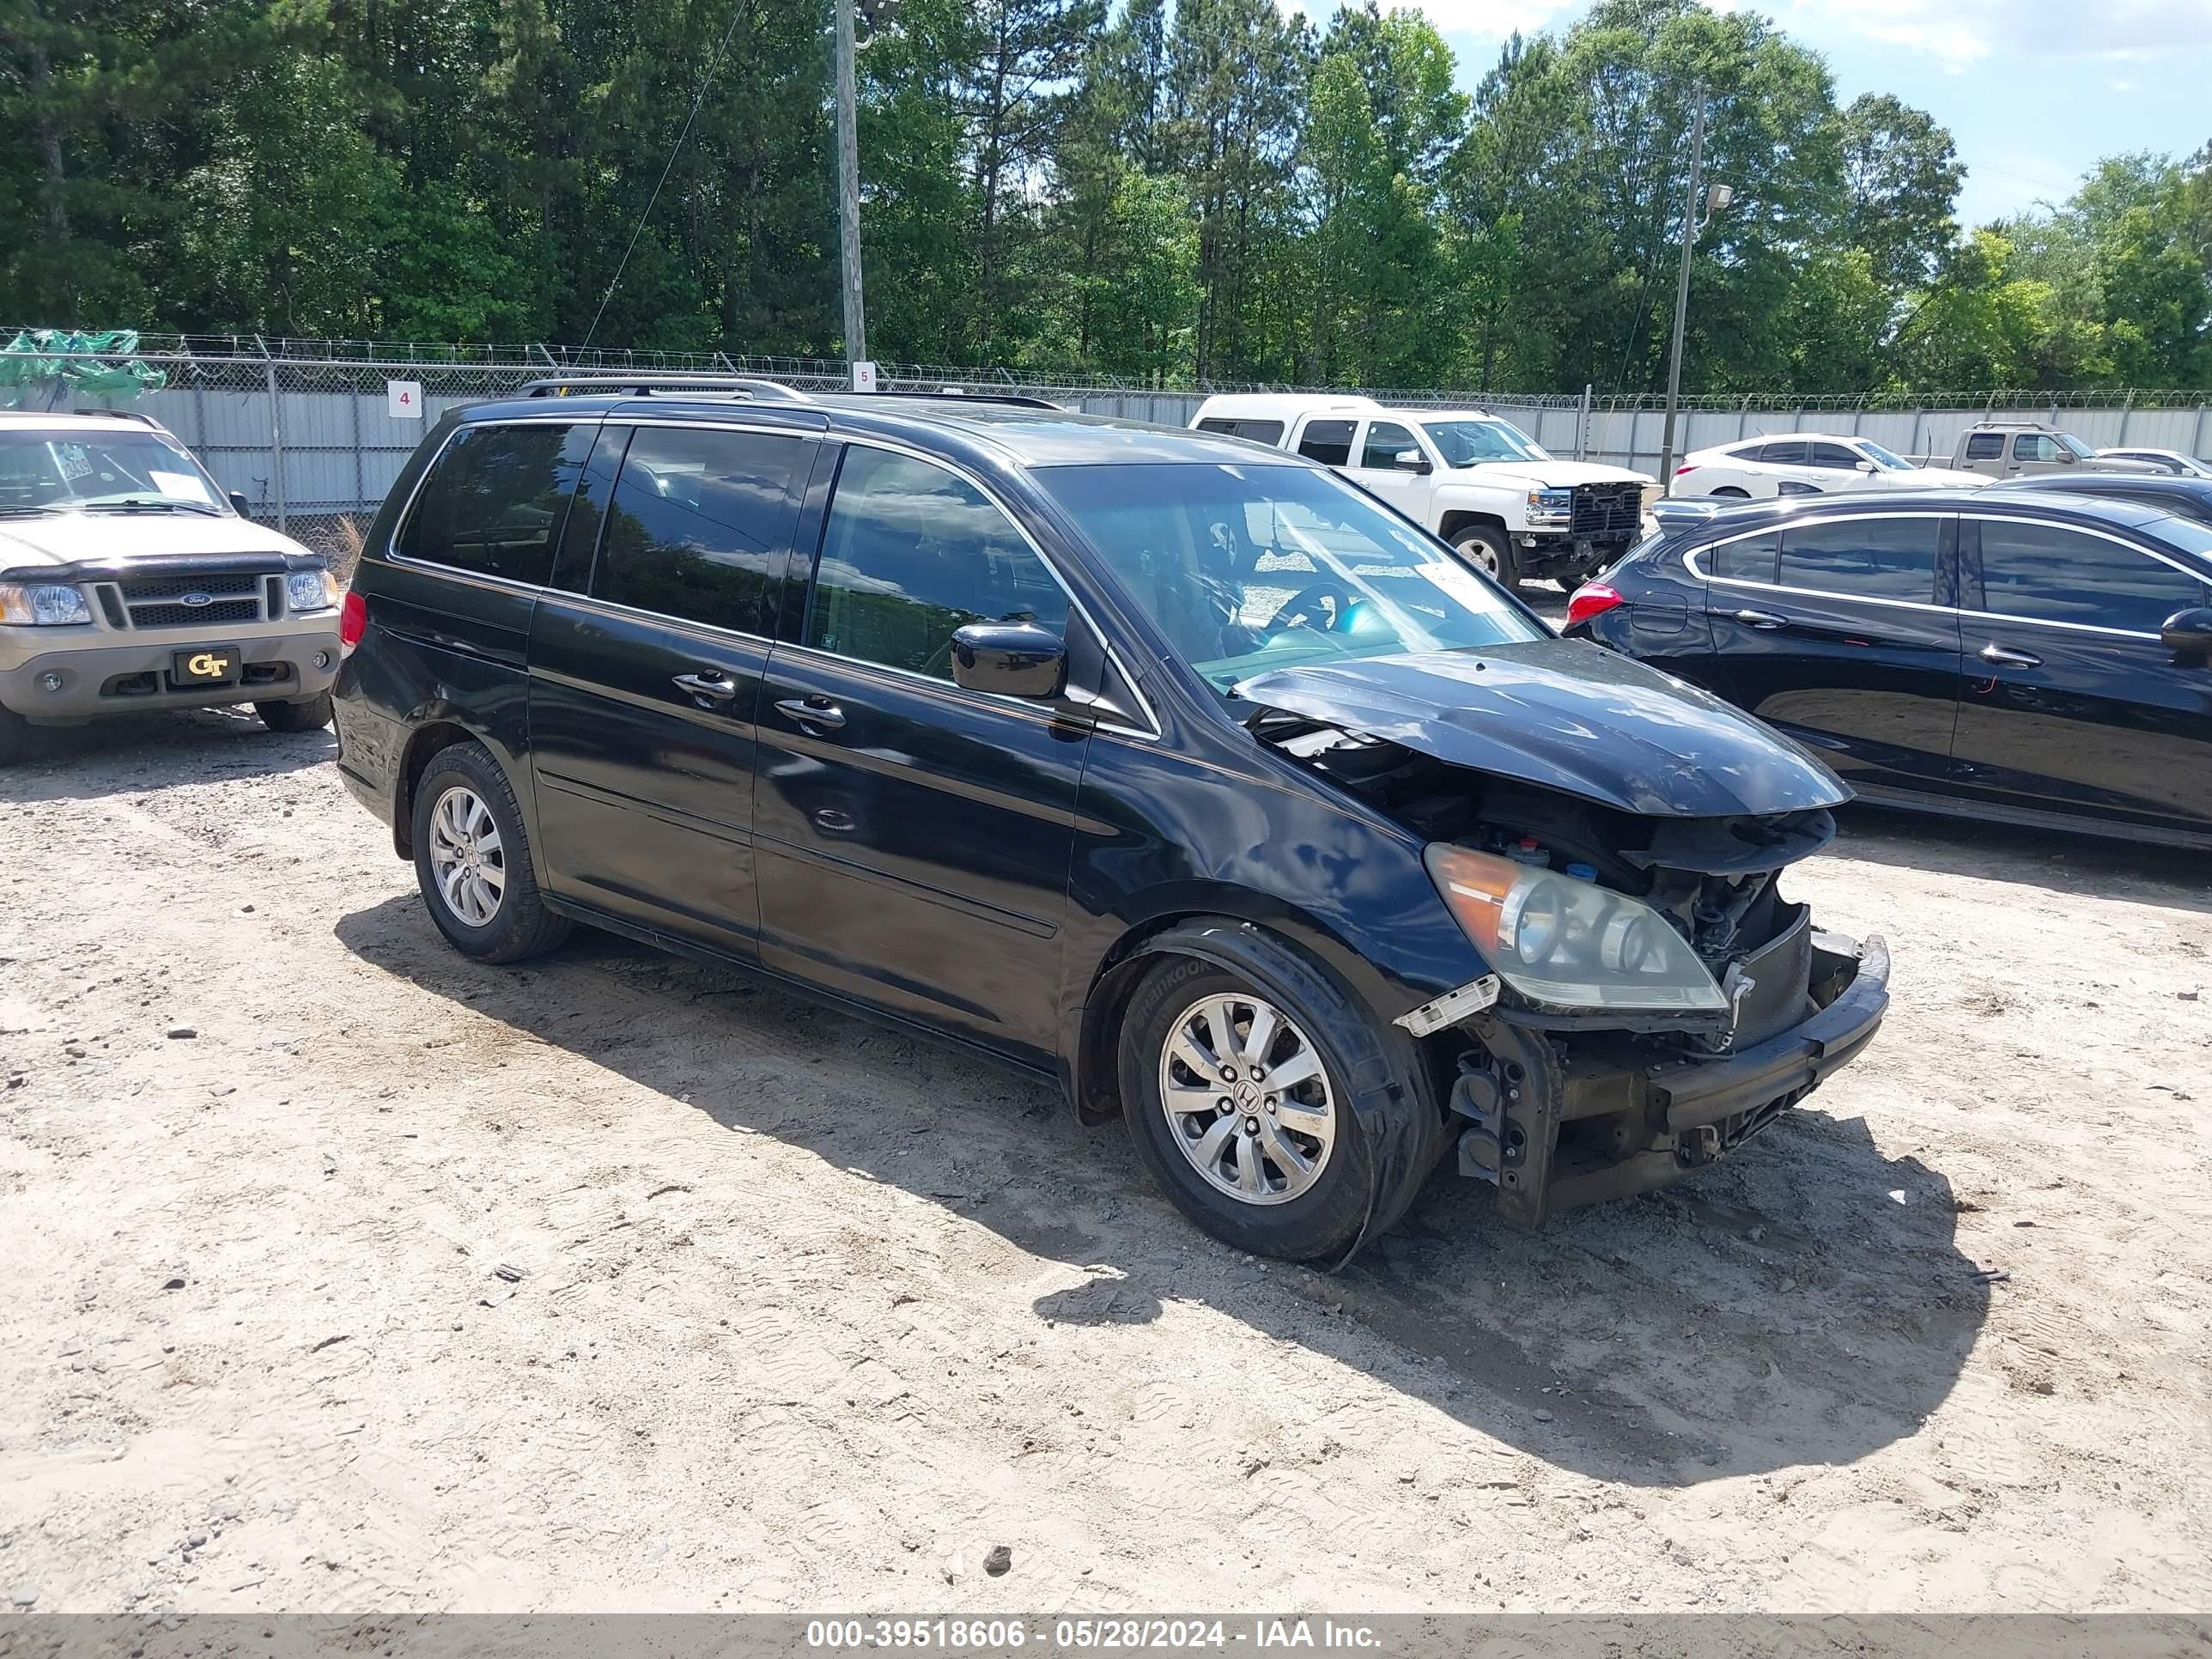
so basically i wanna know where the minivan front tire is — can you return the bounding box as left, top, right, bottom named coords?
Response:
left=410, top=741, right=570, bottom=963
left=1119, top=956, right=1382, bottom=1262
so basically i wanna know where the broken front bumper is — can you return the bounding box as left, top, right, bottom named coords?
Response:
left=1445, top=930, right=1889, bottom=1226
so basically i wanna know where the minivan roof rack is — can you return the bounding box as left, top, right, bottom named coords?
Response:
left=520, top=374, right=813, bottom=402
left=848, top=390, right=1066, bottom=410
left=70, top=407, right=158, bottom=425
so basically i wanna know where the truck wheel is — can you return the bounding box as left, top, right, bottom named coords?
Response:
left=256, top=692, right=333, bottom=732
left=0, top=706, right=32, bottom=768
left=410, top=741, right=570, bottom=963
left=1456, top=526, right=1520, bottom=589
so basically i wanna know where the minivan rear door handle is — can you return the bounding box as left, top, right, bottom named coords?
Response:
left=775, top=695, right=847, bottom=732
left=1731, top=608, right=1788, bottom=629
left=1978, top=642, right=2042, bottom=668
left=673, top=670, right=739, bottom=706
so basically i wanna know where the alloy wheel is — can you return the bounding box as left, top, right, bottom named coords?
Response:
left=1157, top=991, right=1337, bottom=1206
left=427, top=784, right=507, bottom=927
left=1458, top=535, right=1502, bottom=576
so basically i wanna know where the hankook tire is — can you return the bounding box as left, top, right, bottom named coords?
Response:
left=1120, top=956, right=1378, bottom=1261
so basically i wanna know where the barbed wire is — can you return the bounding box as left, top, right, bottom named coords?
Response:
left=11, top=328, right=2212, bottom=410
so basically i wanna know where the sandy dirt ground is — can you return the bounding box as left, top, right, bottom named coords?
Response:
left=2, top=704, right=2209, bottom=1619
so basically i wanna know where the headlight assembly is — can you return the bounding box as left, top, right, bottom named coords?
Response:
left=285, top=568, right=341, bottom=613
left=1527, top=488, right=1573, bottom=525
left=1424, top=843, right=1727, bottom=1013
left=0, top=581, right=93, bottom=626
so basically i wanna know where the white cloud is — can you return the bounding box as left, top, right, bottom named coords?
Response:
left=1376, top=0, right=1581, bottom=40
left=1762, top=0, right=2212, bottom=73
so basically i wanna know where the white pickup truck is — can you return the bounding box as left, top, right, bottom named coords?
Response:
left=1189, top=393, right=1654, bottom=587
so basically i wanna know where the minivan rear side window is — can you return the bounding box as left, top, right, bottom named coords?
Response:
left=807, top=446, right=1067, bottom=682
left=397, top=422, right=591, bottom=586
left=1779, top=516, right=1940, bottom=602
left=1297, top=421, right=1356, bottom=467
left=592, top=426, right=805, bottom=636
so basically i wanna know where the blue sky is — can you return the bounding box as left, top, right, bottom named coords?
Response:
left=1338, top=0, right=2212, bottom=227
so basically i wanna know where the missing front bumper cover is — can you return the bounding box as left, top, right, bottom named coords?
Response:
left=1444, top=933, right=1890, bottom=1224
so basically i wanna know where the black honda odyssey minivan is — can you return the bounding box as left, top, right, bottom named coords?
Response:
left=332, top=379, right=1888, bottom=1261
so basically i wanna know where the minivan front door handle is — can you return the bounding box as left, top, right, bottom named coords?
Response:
left=672, top=670, right=739, bottom=706
left=1732, top=608, right=1787, bottom=629
left=1978, top=642, right=2042, bottom=669
left=775, top=695, right=847, bottom=732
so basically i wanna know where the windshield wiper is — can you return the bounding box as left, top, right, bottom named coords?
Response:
left=0, top=503, right=68, bottom=517
left=82, top=498, right=222, bottom=517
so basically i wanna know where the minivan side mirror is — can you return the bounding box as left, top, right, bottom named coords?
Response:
left=1854, top=459, right=1875, bottom=473
left=950, top=622, right=1068, bottom=701
left=2161, top=606, right=2212, bottom=663
left=228, top=491, right=252, bottom=517
left=1395, top=450, right=1431, bottom=475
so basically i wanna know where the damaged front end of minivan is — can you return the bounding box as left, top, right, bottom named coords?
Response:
left=1237, top=640, right=1890, bottom=1226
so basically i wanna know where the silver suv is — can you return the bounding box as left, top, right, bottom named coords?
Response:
left=0, top=410, right=344, bottom=763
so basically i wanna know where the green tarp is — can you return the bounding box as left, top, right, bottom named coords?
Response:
left=0, top=329, right=169, bottom=401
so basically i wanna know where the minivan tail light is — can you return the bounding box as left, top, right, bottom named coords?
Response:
left=338, top=589, right=367, bottom=655
left=1565, top=583, right=1624, bottom=628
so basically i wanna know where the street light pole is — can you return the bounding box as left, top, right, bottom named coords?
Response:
left=834, top=0, right=867, bottom=381
left=1657, top=81, right=1707, bottom=486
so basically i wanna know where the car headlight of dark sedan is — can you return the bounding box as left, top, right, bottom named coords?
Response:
left=1424, top=843, right=1728, bottom=1012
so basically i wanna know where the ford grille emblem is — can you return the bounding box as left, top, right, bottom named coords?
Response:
left=179, top=591, right=215, bottom=607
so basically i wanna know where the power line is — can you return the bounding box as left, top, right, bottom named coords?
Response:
left=580, top=0, right=752, bottom=351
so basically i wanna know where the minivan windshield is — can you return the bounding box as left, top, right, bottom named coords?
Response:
left=1418, top=418, right=1549, bottom=466
left=0, top=427, right=227, bottom=515
left=1037, top=460, right=1547, bottom=690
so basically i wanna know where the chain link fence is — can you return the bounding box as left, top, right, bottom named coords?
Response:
left=9, top=331, right=2212, bottom=557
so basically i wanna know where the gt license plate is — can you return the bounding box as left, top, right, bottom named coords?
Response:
left=171, top=647, right=241, bottom=685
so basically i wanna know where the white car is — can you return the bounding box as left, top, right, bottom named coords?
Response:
left=1189, top=393, right=1654, bottom=587
left=2096, top=447, right=2212, bottom=478
left=1671, top=433, right=1989, bottom=498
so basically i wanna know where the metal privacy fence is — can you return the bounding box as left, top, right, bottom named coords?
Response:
left=7, top=332, right=2212, bottom=555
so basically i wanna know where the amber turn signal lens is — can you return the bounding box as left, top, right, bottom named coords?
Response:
left=1421, top=843, right=1524, bottom=957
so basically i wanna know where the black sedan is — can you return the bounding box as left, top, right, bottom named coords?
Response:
left=1995, top=471, right=2212, bottom=527
left=1565, top=488, right=2212, bottom=848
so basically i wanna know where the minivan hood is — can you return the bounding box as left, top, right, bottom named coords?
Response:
left=0, top=512, right=310, bottom=572
left=1237, top=640, right=1851, bottom=818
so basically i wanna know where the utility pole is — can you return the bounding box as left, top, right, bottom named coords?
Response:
left=1657, top=82, right=1708, bottom=486
left=834, top=0, right=868, bottom=384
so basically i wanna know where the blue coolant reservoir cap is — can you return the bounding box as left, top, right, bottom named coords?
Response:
left=1564, top=862, right=1598, bottom=881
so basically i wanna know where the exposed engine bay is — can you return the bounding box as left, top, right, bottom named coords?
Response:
left=1244, top=702, right=1888, bottom=1227
left=1253, top=712, right=1833, bottom=1018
